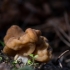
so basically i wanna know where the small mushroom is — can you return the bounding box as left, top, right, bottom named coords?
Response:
left=33, top=36, right=52, bottom=62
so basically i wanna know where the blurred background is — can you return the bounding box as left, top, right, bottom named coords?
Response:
left=0, top=0, right=70, bottom=59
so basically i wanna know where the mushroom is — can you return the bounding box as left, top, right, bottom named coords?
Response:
left=33, top=36, right=52, bottom=62
left=2, top=25, right=52, bottom=63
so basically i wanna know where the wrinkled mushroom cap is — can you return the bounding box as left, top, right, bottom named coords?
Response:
left=33, top=29, right=41, bottom=37
left=3, top=25, right=52, bottom=63
left=6, top=37, right=24, bottom=50
left=33, top=37, right=52, bottom=62
left=4, top=25, right=24, bottom=44
left=20, top=28, right=39, bottom=44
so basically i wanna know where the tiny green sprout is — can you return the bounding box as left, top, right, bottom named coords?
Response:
left=13, top=60, right=18, bottom=64
left=29, top=54, right=38, bottom=59
left=29, top=54, right=34, bottom=58
left=34, top=55, right=38, bottom=59
left=12, top=60, right=19, bottom=69
left=27, top=54, right=38, bottom=66
left=27, top=60, right=32, bottom=65
left=0, top=57, right=2, bottom=61
left=0, top=40, right=5, bottom=47
left=5, top=57, right=9, bottom=61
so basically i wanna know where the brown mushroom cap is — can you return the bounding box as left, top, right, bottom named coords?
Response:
left=20, top=28, right=39, bottom=44
left=33, top=37, right=52, bottom=62
left=33, top=29, right=41, bottom=37
left=6, top=37, right=24, bottom=50
left=4, top=25, right=24, bottom=44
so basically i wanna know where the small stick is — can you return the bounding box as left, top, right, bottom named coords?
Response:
left=64, top=12, right=70, bottom=41
left=50, top=21, right=70, bottom=47
left=57, top=50, right=69, bottom=68
left=59, top=62, right=63, bottom=68
left=58, top=50, right=69, bottom=59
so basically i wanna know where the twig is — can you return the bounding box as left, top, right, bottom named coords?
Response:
left=56, top=29, right=70, bottom=47
left=64, top=12, right=70, bottom=42
left=59, top=62, right=63, bottom=68
left=57, top=50, right=69, bottom=68
left=49, top=20, right=70, bottom=42
left=49, top=21, right=70, bottom=46
left=65, top=59, right=70, bottom=62
left=58, top=50, right=69, bottom=59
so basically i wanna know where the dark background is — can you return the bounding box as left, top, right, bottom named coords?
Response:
left=0, top=0, right=70, bottom=59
